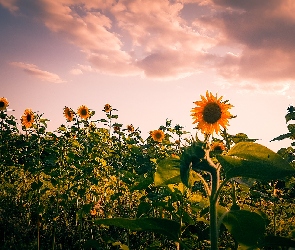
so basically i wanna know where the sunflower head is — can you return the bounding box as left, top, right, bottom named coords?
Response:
left=191, top=91, right=233, bottom=135
left=21, top=109, right=34, bottom=128
left=151, top=129, right=165, bottom=142
left=210, top=141, right=226, bottom=152
left=90, top=209, right=97, bottom=216
left=127, top=124, right=134, bottom=133
left=77, top=105, right=90, bottom=120
left=0, top=97, right=9, bottom=111
left=63, top=106, right=74, bottom=122
left=104, top=104, right=112, bottom=113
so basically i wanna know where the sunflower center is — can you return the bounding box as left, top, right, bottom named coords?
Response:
left=155, top=132, right=162, bottom=139
left=0, top=102, right=4, bottom=108
left=203, top=102, right=222, bottom=124
left=27, top=114, right=31, bottom=122
left=81, top=109, right=87, bottom=116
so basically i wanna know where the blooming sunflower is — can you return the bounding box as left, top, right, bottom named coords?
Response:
left=151, top=129, right=165, bottom=142
left=191, top=91, right=233, bottom=135
left=0, top=97, right=9, bottom=111
left=127, top=124, right=134, bottom=133
left=77, top=105, right=90, bottom=120
left=21, top=109, right=34, bottom=128
left=104, top=103, right=112, bottom=112
left=63, top=106, right=74, bottom=122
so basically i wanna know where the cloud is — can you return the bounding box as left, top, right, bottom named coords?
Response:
left=2, top=0, right=295, bottom=84
left=0, top=0, right=18, bottom=12
left=70, top=68, right=83, bottom=75
left=198, top=0, right=295, bottom=82
left=10, top=62, right=66, bottom=83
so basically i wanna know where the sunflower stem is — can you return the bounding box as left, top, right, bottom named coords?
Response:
left=205, top=147, right=220, bottom=250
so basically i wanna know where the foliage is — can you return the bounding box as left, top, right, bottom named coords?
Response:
left=1, top=101, right=295, bottom=250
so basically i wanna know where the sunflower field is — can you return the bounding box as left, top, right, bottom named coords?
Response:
left=1, top=94, right=295, bottom=250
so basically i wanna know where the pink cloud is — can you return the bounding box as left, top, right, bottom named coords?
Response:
left=10, top=62, right=66, bottom=83
left=3, top=0, right=295, bottom=84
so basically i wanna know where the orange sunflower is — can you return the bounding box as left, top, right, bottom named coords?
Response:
left=191, top=91, right=233, bottom=135
left=63, top=106, right=74, bottom=122
left=21, top=109, right=34, bottom=128
left=210, top=141, right=226, bottom=152
left=77, top=105, right=90, bottom=120
left=104, top=104, right=112, bottom=112
left=151, top=129, right=165, bottom=142
left=0, top=97, right=9, bottom=111
left=127, top=124, right=134, bottom=133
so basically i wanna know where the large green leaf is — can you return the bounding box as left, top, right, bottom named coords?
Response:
left=94, top=218, right=180, bottom=241
left=216, top=142, right=295, bottom=181
left=154, top=158, right=181, bottom=186
left=180, top=142, right=209, bottom=187
left=222, top=210, right=265, bottom=248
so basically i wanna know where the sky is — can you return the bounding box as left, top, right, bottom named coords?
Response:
left=1, top=0, right=295, bottom=152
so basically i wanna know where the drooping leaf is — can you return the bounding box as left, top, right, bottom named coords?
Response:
left=180, top=142, right=208, bottom=187
left=271, top=133, right=292, bottom=142
left=154, top=158, right=181, bottom=186
left=216, top=142, right=295, bottom=181
left=222, top=210, right=265, bottom=248
left=94, top=218, right=180, bottom=241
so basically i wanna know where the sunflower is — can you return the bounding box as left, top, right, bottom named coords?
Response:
left=90, top=209, right=97, bottom=216
left=21, top=109, right=34, bottom=128
left=210, top=141, right=226, bottom=152
left=151, top=129, right=165, bottom=142
left=63, top=106, right=74, bottom=122
left=77, top=105, right=90, bottom=120
left=191, top=91, right=233, bottom=135
left=0, top=97, right=9, bottom=111
left=127, top=124, right=134, bottom=133
left=104, top=104, right=112, bottom=112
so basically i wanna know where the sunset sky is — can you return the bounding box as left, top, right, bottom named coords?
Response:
left=1, top=0, right=295, bottom=151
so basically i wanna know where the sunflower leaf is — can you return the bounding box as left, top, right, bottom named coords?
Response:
left=154, top=158, right=181, bottom=186
left=286, top=111, right=295, bottom=123
left=221, top=210, right=266, bottom=248
left=216, top=142, right=295, bottom=181
left=270, top=133, right=292, bottom=142
left=94, top=218, right=181, bottom=241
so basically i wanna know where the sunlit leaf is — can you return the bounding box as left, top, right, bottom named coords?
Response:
left=154, top=158, right=181, bottom=186
left=217, top=142, right=295, bottom=180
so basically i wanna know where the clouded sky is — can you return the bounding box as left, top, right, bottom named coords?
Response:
left=1, top=0, right=294, bottom=151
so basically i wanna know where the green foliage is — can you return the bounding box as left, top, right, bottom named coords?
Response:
left=217, top=142, right=295, bottom=181
left=94, top=218, right=181, bottom=241
left=221, top=210, right=265, bottom=248
left=2, top=104, right=295, bottom=250
left=154, top=158, right=181, bottom=186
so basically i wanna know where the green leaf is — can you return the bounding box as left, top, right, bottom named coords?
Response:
left=222, top=210, right=265, bottom=248
left=84, top=239, right=101, bottom=250
left=271, top=132, right=292, bottom=141
left=180, top=142, right=208, bottom=187
left=261, top=235, right=295, bottom=248
left=94, top=218, right=180, bottom=241
left=216, top=142, right=295, bottom=181
left=286, top=111, right=295, bottom=123
left=154, top=158, right=181, bottom=186
left=131, top=176, right=153, bottom=191
left=136, top=202, right=151, bottom=218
